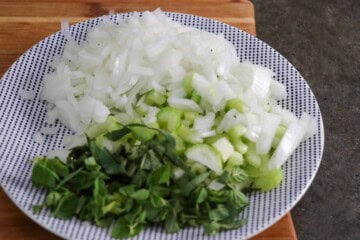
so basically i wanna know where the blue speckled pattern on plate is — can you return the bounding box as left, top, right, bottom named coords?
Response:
left=0, top=12, right=324, bottom=240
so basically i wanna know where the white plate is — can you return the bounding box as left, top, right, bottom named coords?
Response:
left=0, top=12, right=324, bottom=240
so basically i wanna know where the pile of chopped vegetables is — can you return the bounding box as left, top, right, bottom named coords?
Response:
left=31, top=9, right=316, bottom=238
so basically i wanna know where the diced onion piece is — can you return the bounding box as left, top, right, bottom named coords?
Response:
left=167, top=98, right=203, bottom=113
left=185, top=144, right=223, bottom=175
left=268, top=113, right=316, bottom=170
left=212, top=137, right=234, bottom=162
left=256, top=113, right=281, bottom=154
left=193, top=112, right=215, bottom=131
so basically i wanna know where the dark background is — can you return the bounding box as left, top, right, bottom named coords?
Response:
left=252, top=0, right=360, bottom=239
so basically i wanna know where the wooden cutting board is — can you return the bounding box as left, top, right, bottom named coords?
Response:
left=0, top=0, right=297, bottom=239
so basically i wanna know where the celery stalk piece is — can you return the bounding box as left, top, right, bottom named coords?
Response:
left=157, top=107, right=183, bottom=132
left=185, top=144, right=223, bottom=175
left=144, top=90, right=167, bottom=106
left=253, top=168, right=283, bottom=191
left=225, top=98, right=244, bottom=113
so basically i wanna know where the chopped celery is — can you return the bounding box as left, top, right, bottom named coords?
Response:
left=189, top=162, right=208, bottom=174
left=214, top=114, right=223, bottom=128
left=241, top=136, right=251, bottom=144
left=130, top=125, right=157, bottom=141
left=211, top=137, right=234, bottom=162
left=185, top=144, right=223, bottom=175
left=275, top=124, right=287, bottom=137
left=253, top=168, right=283, bottom=191
left=157, top=107, right=182, bottom=132
left=227, top=124, right=247, bottom=141
left=244, top=143, right=261, bottom=167
left=144, top=90, right=167, bottom=106
left=225, top=152, right=244, bottom=170
left=183, top=72, right=193, bottom=97
left=134, top=105, right=148, bottom=116
left=231, top=138, right=248, bottom=154
left=243, top=154, right=270, bottom=178
left=204, top=133, right=227, bottom=145
left=271, top=136, right=281, bottom=149
left=225, top=98, right=243, bottom=113
left=191, top=91, right=202, bottom=104
left=86, top=116, right=121, bottom=138
left=172, top=133, right=186, bottom=155
left=177, top=124, right=203, bottom=144
left=244, top=152, right=261, bottom=168
left=183, top=112, right=199, bottom=126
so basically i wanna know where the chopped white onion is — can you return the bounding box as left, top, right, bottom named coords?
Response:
left=256, top=113, right=281, bottom=154
left=167, top=98, right=203, bottom=113
left=268, top=113, right=315, bottom=170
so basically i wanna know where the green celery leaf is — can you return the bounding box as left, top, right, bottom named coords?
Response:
left=144, top=202, right=168, bottom=223
left=228, top=189, right=248, bottom=210
left=75, top=195, right=87, bottom=214
left=32, top=205, right=42, bottom=214
left=149, top=186, right=171, bottom=197
left=195, top=187, right=208, bottom=204
left=53, top=191, right=78, bottom=219
left=150, top=193, right=167, bottom=208
left=181, top=172, right=210, bottom=196
left=111, top=217, right=130, bottom=238
left=105, top=126, right=131, bottom=141
left=130, top=189, right=150, bottom=201
left=94, top=177, right=107, bottom=204
left=45, top=191, right=62, bottom=208
left=46, top=157, right=69, bottom=178
left=147, top=164, right=171, bottom=187
left=96, top=217, right=113, bottom=228
left=203, top=221, right=220, bottom=235
left=112, top=204, right=146, bottom=238
left=64, top=170, right=96, bottom=193
left=208, top=189, right=228, bottom=203
left=55, top=167, right=83, bottom=190
left=32, top=157, right=59, bottom=190
left=209, top=204, right=229, bottom=221
left=84, top=156, right=101, bottom=172
left=218, top=218, right=247, bottom=230
left=119, top=185, right=136, bottom=196
left=131, top=169, right=148, bottom=188
left=89, top=141, right=126, bottom=175
left=67, top=145, right=91, bottom=169
left=165, top=209, right=180, bottom=233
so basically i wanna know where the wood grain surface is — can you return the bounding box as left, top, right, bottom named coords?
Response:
left=0, top=1, right=297, bottom=239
